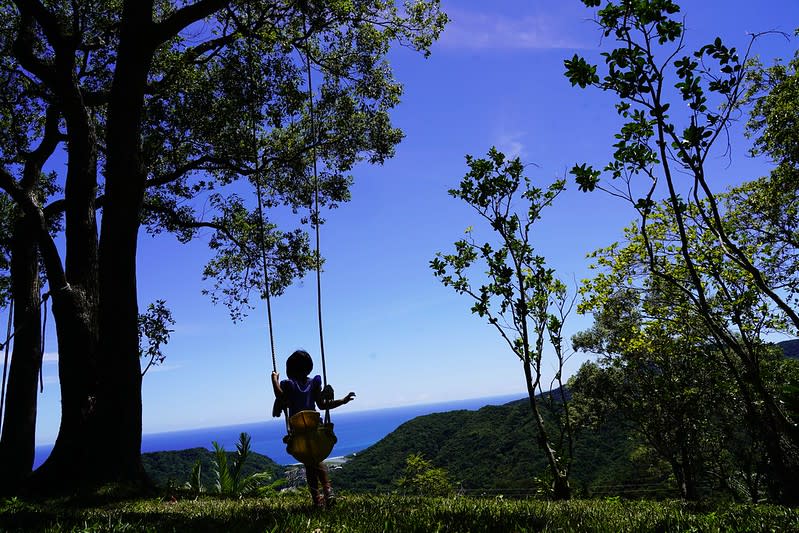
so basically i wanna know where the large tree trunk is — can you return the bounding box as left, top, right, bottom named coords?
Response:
left=0, top=213, right=42, bottom=493
left=89, top=0, right=155, bottom=485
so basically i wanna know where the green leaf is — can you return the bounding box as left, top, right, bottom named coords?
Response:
left=570, top=163, right=601, bottom=192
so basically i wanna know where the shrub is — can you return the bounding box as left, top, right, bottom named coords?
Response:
left=395, top=453, right=455, bottom=497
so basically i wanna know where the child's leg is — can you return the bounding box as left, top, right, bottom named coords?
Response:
left=317, top=463, right=336, bottom=507
left=304, top=463, right=324, bottom=507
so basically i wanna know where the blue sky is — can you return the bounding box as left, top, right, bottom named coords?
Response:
left=26, top=0, right=799, bottom=442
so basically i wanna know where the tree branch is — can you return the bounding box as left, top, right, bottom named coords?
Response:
left=0, top=165, right=67, bottom=289
left=21, top=104, right=62, bottom=190
left=11, top=0, right=67, bottom=47
left=152, top=0, right=230, bottom=46
left=11, top=13, right=58, bottom=90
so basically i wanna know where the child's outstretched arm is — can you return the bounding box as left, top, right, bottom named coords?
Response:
left=271, top=372, right=284, bottom=398
left=317, top=391, right=356, bottom=410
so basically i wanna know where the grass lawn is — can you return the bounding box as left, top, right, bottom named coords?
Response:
left=1, top=491, right=797, bottom=532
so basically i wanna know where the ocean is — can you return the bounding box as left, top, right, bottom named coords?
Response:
left=33, top=393, right=523, bottom=468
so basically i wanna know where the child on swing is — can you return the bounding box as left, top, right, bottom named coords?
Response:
left=271, top=349, right=355, bottom=508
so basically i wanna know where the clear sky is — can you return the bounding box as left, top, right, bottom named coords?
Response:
left=25, top=0, right=799, bottom=443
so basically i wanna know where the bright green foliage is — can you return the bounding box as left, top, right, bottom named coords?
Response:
left=431, top=148, right=573, bottom=500
left=735, top=51, right=799, bottom=315
left=211, top=432, right=274, bottom=498
left=394, top=453, right=454, bottom=496
left=720, top=173, right=799, bottom=316
left=570, top=289, right=755, bottom=501
left=577, top=197, right=799, bottom=502
left=746, top=42, right=799, bottom=165
left=580, top=200, right=792, bottom=342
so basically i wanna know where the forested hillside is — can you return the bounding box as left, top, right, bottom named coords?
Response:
left=333, top=339, right=796, bottom=496
left=142, top=448, right=284, bottom=490
left=331, top=398, right=665, bottom=496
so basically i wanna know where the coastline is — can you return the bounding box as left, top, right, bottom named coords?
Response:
left=34, top=393, right=524, bottom=468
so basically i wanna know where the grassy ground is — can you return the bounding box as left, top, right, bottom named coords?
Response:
left=1, top=491, right=797, bottom=532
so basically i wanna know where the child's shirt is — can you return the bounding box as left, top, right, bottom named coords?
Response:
left=280, top=375, right=322, bottom=416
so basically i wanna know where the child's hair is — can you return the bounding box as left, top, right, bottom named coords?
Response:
left=286, top=349, right=314, bottom=380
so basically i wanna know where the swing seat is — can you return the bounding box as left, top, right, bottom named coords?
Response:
left=284, top=410, right=337, bottom=465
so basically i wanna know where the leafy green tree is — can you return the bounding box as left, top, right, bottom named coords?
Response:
left=571, top=289, right=743, bottom=501
left=394, top=453, right=454, bottom=497
left=431, top=148, right=573, bottom=500
left=0, top=0, right=447, bottom=492
left=578, top=197, right=798, bottom=502
left=727, top=46, right=799, bottom=319
left=564, top=0, right=799, bottom=503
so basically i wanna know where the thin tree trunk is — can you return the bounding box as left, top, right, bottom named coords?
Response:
left=29, top=62, right=101, bottom=493
left=680, top=446, right=699, bottom=501
left=0, top=213, right=42, bottom=492
left=523, top=362, right=571, bottom=500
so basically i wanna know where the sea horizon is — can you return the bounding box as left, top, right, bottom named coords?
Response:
left=34, top=393, right=525, bottom=468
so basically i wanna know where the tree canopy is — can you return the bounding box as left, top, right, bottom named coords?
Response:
left=0, top=0, right=447, bottom=491
left=565, top=0, right=799, bottom=504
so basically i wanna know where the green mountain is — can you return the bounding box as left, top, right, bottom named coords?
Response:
left=144, top=343, right=799, bottom=495
left=331, top=396, right=661, bottom=496
left=142, top=447, right=284, bottom=489
left=141, top=399, right=651, bottom=496
left=778, top=339, right=799, bottom=359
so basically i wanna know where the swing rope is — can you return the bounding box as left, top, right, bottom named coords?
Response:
left=244, top=5, right=332, bottom=429
left=301, top=15, right=331, bottom=424
left=239, top=5, right=339, bottom=467
left=253, top=144, right=278, bottom=375
left=242, top=3, right=287, bottom=432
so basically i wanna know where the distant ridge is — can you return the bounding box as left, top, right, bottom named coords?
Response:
left=778, top=339, right=799, bottom=360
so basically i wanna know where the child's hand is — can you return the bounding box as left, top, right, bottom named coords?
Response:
left=344, top=392, right=356, bottom=403
left=271, top=371, right=280, bottom=383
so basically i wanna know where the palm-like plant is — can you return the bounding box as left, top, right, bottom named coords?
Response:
left=184, top=459, right=205, bottom=496
left=211, top=432, right=273, bottom=497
